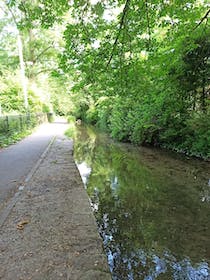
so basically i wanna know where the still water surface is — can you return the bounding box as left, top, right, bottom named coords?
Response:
left=73, top=125, right=210, bottom=280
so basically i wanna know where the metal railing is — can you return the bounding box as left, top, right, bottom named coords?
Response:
left=0, top=113, right=48, bottom=134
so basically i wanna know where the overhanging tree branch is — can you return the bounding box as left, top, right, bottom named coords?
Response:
left=34, top=45, right=53, bottom=63
left=35, top=68, right=54, bottom=76
left=194, top=8, right=210, bottom=30
left=107, top=0, right=131, bottom=67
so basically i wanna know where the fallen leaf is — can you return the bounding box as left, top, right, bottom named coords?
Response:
left=27, top=191, right=32, bottom=198
left=16, top=220, right=29, bottom=230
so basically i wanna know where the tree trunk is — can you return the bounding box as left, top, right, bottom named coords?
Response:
left=200, top=76, right=207, bottom=112
left=17, top=33, right=28, bottom=110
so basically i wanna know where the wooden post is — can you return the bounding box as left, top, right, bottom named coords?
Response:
left=19, top=115, right=23, bottom=131
left=27, top=112, right=31, bottom=127
left=5, top=116, right=9, bottom=133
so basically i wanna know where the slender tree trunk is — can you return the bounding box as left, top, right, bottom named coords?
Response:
left=200, top=76, right=206, bottom=112
left=4, top=1, right=28, bottom=110
left=28, top=29, right=35, bottom=64
left=193, top=90, right=196, bottom=111
left=17, top=33, right=28, bottom=110
left=201, top=85, right=206, bottom=112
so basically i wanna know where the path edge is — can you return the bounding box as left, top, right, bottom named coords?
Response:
left=0, top=136, right=56, bottom=228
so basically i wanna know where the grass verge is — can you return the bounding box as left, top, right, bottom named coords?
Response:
left=0, top=129, right=34, bottom=148
left=64, top=121, right=77, bottom=139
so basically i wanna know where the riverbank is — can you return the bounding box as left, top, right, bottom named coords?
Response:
left=70, top=124, right=210, bottom=279
left=0, top=135, right=111, bottom=279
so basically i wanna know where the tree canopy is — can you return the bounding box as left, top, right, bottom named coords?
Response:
left=59, top=0, right=210, bottom=158
left=0, top=0, right=209, bottom=158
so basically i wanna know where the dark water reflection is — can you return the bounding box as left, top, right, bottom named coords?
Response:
left=73, top=125, right=210, bottom=280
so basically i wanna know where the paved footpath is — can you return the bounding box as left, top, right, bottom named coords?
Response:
left=0, top=125, right=111, bottom=279
left=0, top=120, right=69, bottom=211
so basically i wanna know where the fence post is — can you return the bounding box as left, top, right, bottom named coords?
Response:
left=19, top=115, right=23, bottom=131
left=5, top=116, right=9, bottom=133
left=27, top=113, right=30, bottom=127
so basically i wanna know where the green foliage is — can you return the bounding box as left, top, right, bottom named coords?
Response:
left=1, top=0, right=209, bottom=158
left=179, top=113, right=210, bottom=159
left=74, top=102, right=89, bottom=121
left=7, top=0, right=70, bottom=29
left=60, top=0, right=210, bottom=159
left=0, top=72, right=25, bottom=113
left=0, top=129, right=31, bottom=147
left=86, top=105, right=98, bottom=125
left=0, top=84, right=24, bottom=113
left=94, top=96, right=112, bottom=131
left=28, top=89, right=43, bottom=112
left=42, top=103, right=50, bottom=113
left=0, top=72, right=48, bottom=114
left=51, top=91, right=73, bottom=116
left=109, top=97, right=132, bottom=141
left=0, top=1, right=69, bottom=119
left=67, top=115, right=76, bottom=123
left=0, top=113, right=47, bottom=147
left=65, top=122, right=76, bottom=138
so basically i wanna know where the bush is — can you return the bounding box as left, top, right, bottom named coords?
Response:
left=92, top=96, right=113, bottom=131
left=67, top=115, right=76, bottom=123
left=182, top=113, right=210, bottom=158
left=65, top=122, right=76, bottom=138
left=86, top=105, right=98, bottom=124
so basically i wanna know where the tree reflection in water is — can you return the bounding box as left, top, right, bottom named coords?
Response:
left=74, top=125, right=210, bottom=280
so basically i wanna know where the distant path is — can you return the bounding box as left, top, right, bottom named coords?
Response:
left=0, top=119, right=69, bottom=210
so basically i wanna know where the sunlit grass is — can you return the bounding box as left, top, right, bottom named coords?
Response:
left=65, top=121, right=77, bottom=139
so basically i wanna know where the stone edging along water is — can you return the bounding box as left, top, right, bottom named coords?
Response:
left=0, top=136, right=111, bottom=279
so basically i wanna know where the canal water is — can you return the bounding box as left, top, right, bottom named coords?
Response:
left=73, top=125, right=210, bottom=280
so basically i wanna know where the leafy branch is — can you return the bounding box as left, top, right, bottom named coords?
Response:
left=34, top=45, right=53, bottom=63
left=194, top=8, right=210, bottom=30
left=107, top=0, right=131, bottom=66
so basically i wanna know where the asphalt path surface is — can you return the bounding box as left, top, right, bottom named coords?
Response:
left=0, top=120, right=69, bottom=211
